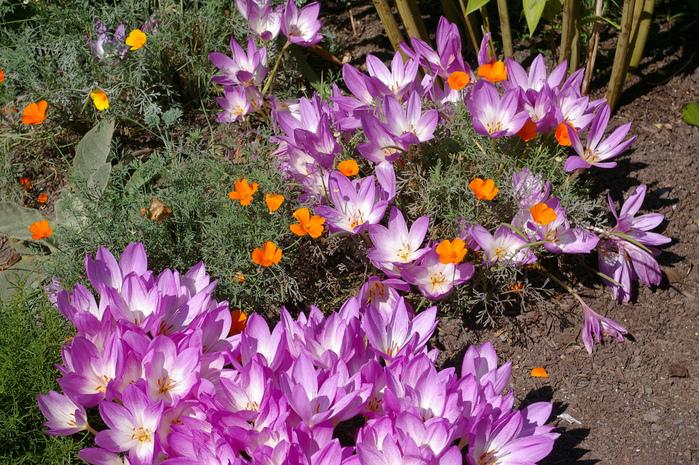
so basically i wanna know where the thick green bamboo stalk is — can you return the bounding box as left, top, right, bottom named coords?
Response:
left=495, top=0, right=513, bottom=57
left=371, top=0, right=406, bottom=51
left=629, top=0, right=655, bottom=71
left=395, top=0, right=428, bottom=40
left=457, top=0, right=481, bottom=53
left=582, top=0, right=603, bottom=95
left=606, top=0, right=636, bottom=111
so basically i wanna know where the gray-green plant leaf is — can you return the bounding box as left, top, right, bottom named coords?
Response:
left=465, top=0, right=491, bottom=15
left=682, top=102, right=699, bottom=127
left=0, top=202, right=46, bottom=240
left=523, top=0, right=547, bottom=34
left=71, top=119, right=115, bottom=198
left=125, top=156, right=165, bottom=195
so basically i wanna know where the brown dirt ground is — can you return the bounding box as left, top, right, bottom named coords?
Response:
left=324, top=2, right=699, bottom=464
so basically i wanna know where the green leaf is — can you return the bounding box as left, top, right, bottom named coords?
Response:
left=681, top=102, right=699, bottom=127
left=53, top=192, right=87, bottom=228
left=541, top=0, right=562, bottom=21
left=71, top=119, right=115, bottom=198
left=125, top=157, right=165, bottom=195
left=0, top=255, right=47, bottom=300
left=523, top=0, right=547, bottom=35
left=465, top=0, right=491, bottom=15
left=0, top=202, right=46, bottom=240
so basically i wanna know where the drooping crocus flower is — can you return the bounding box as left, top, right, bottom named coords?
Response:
left=37, top=391, right=88, bottom=436
left=470, top=225, right=537, bottom=266
left=367, top=207, right=429, bottom=275
left=210, top=37, right=268, bottom=87
left=90, top=89, right=110, bottom=111
left=22, top=100, right=48, bottom=125
left=228, top=178, right=259, bottom=206
left=125, top=29, right=147, bottom=50
left=251, top=241, right=282, bottom=267
left=96, top=385, right=163, bottom=465
left=511, top=168, right=550, bottom=209
left=29, top=219, right=53, bottom=240
left=403, top=249, right=475, bottom=300
left=290, top=207, right=325, bottom=238
left=564, top=103, right=636, bottom=171
left=476, top=33, right=507, bottom=83
left=447, top=71, right=470, bottom=91
left=337, top=159, right=359, bottom=177
left=598, top=184, right=671, bottom=302
left=580, top=300, right=628, bottom=353
left=469, top=177, right=499, bottom=201
left=467, top=81, right=528, bottom=138
left=366, top=53, right=419, bottom=97
left=265, top=193, right=285, bottom=212
left=280, top=0, right=322, bottom=47
left=236, top=0, right=282, bottom=41
left=435, top=238, right=467, bottom=264
left=315, top=172, right=388, bottom=234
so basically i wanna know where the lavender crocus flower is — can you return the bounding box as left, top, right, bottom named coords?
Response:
left=357, top=115, right=408, bottom=164
left=511, top=168, right=550, bottom=208
left=402, top=249, right=475, bottom=300
left=504, top=54, right=567, bottom=93
left=467, top=81, right=528, bottom=138
left=523, top=198, right=599, bottom=254
left=367, top=207, right=430, bottom=276
left=362, top=298, right=437, bottom=358
left=281, top=0, right=322, bottom=47
left=470, top=225, right=537, bottom=266
left=400, top=17, right=466, bottom=79
left=37, top=391, right=88, bottom=436
left=598, top=184, right=671, bottom=302
left=366, top=53, right=419, bottom=97
left=236, top=0, right=281, bottom=41
left=382, top=93, right=439, bottom=144
left=216, top=86, right=261, bottom=123
left=580, top=300, right=627, bottom=353
left=209, top=37, right=267, bottom=87
left=564, top=103, right=637, bottom=171
left=315, top=172, right=388, bottom=234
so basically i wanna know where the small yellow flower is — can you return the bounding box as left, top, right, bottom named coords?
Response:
left=90, top=89, right=110, bottom=111
left=125, top=29, right=147, bottom=51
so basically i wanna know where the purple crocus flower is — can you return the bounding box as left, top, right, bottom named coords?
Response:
left=598, top=184, right=671, bottom=302
left=216, top=86, right=261, bottom=123
left=315, top=172, right=388, bottom=234
left=470, top=225, right=537, bottom=266
left=37, top=391, right=88, bottom=436
left=382, top=93, right=439, bottom=144
left=467, top=81, right=528, bottom=138
left=367, top=207, right=430, bottom=276
left=580, top=300, right=628, bottom=353
left=504, top=55, right=567, bottom=93
left=143, top=336, right=200, bottom=405
left=511, top=168, right=550, bottom=208
left=209, top=37, right=267, bottom=87
left=401, top=17, right=467, bottom=79
left=236, top=0, right=282, bottom=41
left=555, top=89, right=594, bottom=131
left=461, top=342, right=512, bottom=394
left=564, top=103, right=637, bottom=171
left=402, top=249, right=475, bottom=300
left=523, top=197, right=599, bottom=254
left=281, top=0, right=322, bottom=47
left=366, top=53, right=419, bottom=97
left=357, top=114, right=409, bottom=164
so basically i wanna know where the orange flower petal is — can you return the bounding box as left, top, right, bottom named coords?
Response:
left=477, top=61, right=507, bottom=83
left=21, top=100, right=48, bottom=125
left=28, top=219, right=52, bottom=240
left=469, top=177, right=499, bottom=201
left=530, top=202, right=557, bottom=226
left=338, top=159, right=359, bottom=177
left=555, top=122, right=573, bottom=147
left=517, top=119, right=537, bottom=142
left=265, top=193, right=285, bottom=213
left=530, top=367, right=549, bottom=378
left=229, top=309, right=248, bottom=336
left=447, top=71, right=470, bottom=91
left=37, top=193, right=48, bottom=204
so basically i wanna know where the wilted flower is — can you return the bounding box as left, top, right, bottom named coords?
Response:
left=125, top=28, right=147, bottom=50
left=580, top=300, right=627, bottom=353
left=22, top=100, right=48, bottom=125
left=29, top=219, right=53, bottom=240
left=251, top=241, right=282, bottom=267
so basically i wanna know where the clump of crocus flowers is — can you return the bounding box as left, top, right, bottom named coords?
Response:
left=39, top=243, right=558, bottom=465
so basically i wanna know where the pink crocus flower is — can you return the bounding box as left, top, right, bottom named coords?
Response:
left=143, top=336, right=200, bottom=405
left=236, top=0, right=281, bottom=41
left=461, top=342, right=512, bottom=394
left=504, top=54, right=567, bottom=93
left=209, top=37, right=267, bottom=87
left=580, top=300, right=628, bottom=353
left=96, top=385, right=164, bottom=465
left=216, top=86, right=261, bottom=123
left=281, top=0, right=322, bottom=47
left=37, top=391, right=88, bottom=436
left=467, top=81, right=528, bottom=138
left=470, top=225, right=537, bottom=267
left=402, top=249, right=475, bottom=300
left=381, top=93, right=439, bottom=144
left=367, top=207, right=430, bottom=276
left=366, top=53, right=419, bottom=97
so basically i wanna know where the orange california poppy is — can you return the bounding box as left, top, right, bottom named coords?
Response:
left=477, top=61, right=507, bottom=83
left=337, top=159, right=359, bottom=177
left=228, top=178, right=259, bottom=206
left=447, top=71, right=470, bottom=91
left=290, top=207, right=325, bottom=239
left=19, top=177, right=31, bottom=190
left=251, top=241, right=282, bottom=267
left=29, top=219, right=53, bottom=240
left=22, top=100, right=48, bottom=125
left=229, top=309, right=248, bottom=336
left=517, top=119, right=537, bottom=142
left=469, top=178, right=499, bottom=201
left=530, top=202, right=557, bottom=226
left=90, top=89, right=110, bottom=111
left=555, top=122, right=573, bottom=146
left=37, top=193, right=48, bottom=204
left=265, top=193, right=285, bottom=213
left=436, top=238, right=468, bottom=265
left=125, top=29, right=147, bottom=50
left=0, top=69, right=5, bottom=84
left=530, top=367, right=549, bottom=378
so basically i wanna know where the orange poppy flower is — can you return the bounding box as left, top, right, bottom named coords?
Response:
left=517, top=119, right=537, bottom=142
left=0, top=69, right=5, bottom=84
left=447, top=71, right=470, bottom=91
left=251, top=241, right=282, bottom=267
left=90, top=89, right=110, bottom=111
left=265, top=193, right=285, bottom=213
left=477, top=61, right=507, bottom=83
left=290, top=207, right=325, bottom=239
left=530, top=367, right=549, bottom=378
left=337, top=159, right=359, bottom=177
left=37, top=193, right=48, bottom=204
left=228, top=178, right=259, bottom=206
left=229, top=309, right=248, bottom=336
left=555, top=122, right=574, bottom=146
left=22, top=100, right=48, bottom=125
left=19, top=177, right=31, bottom=190
left=436, top=238, right=468, bottom=265
left=125, top=29, right=147, bottom=50
left=469, top=178, right=499, bottom=201
left=530, top=202, right=557, bottom=225
left=29, top=219, right=52, bottom=240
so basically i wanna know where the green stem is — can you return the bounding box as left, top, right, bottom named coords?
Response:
left=261, top=41, right=290, bottom=97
